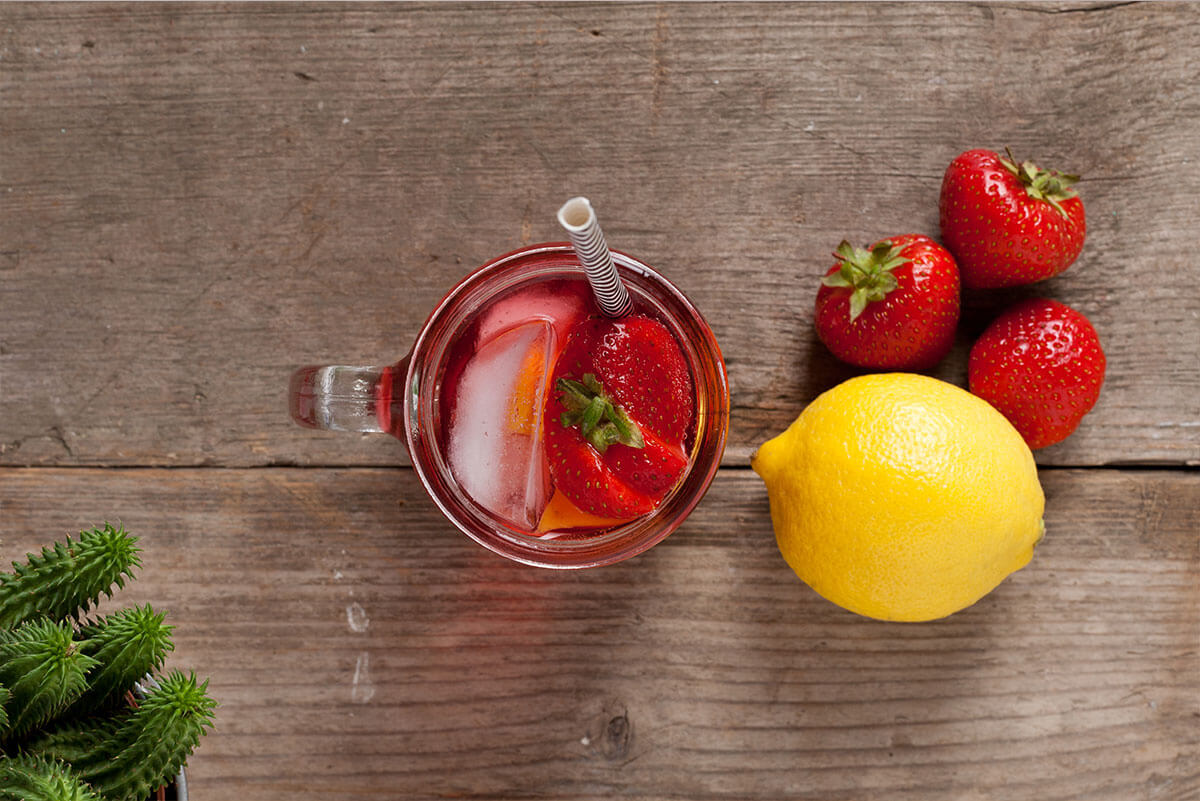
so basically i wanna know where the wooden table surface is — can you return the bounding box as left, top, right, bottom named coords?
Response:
left=2, top=3, right=1198, bottom=799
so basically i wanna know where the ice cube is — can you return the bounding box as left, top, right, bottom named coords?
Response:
left=447, top=321, right=555, bottom=529
left=476, top=282, right=588, bottom=348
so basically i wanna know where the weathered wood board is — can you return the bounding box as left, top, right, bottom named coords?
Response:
left=1, top=468, right=1196, bottom=800
left=2, top=3, right=1198, bottom=468
left=2, top=3, right=1198, bottom=800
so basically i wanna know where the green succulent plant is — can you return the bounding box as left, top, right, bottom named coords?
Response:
left=73, top=607, right=174, bottom=715
left=0, top=525, right=215, bottom=800
left=0, top=754, right=102, bottom=801
left=0, top=524, right=140, bottom=631
left=0, top=620, right=97, bottom=743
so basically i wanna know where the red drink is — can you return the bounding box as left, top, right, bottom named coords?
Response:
left=295, top=244, right=727, bottom=568
left=436, top=277, right=695, bottom=537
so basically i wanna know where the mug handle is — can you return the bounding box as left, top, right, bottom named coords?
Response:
left=288, top=355, right=410, bottom=434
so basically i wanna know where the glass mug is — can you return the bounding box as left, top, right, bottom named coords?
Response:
left=288, top=243, right=729, bottom=568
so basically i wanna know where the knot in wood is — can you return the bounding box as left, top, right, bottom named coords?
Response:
left=599, top=710, right=632, bottom=761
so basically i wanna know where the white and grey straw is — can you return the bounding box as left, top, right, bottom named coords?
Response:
left=557, top=196, right=634, bottom=318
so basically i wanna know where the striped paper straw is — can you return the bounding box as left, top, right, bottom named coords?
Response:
left=557, top=197, right=634, bottom=318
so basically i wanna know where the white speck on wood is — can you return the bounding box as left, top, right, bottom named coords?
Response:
left=351, top=651, right=375, bottom=704
left=346, top=602, right=369, bottom=632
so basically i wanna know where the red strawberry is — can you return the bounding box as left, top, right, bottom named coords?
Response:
left=969, top=298, right=1106, bottom=449
left=543, top=315, right=694, bottom=519
left=814, top=233, right=960, bottom=370
left=940, top=148, right=1086, bottom=289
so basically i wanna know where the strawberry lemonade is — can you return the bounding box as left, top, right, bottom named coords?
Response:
left=437, top=276, right=695, bottom=537
left=293, top=243, right=728, bottom=568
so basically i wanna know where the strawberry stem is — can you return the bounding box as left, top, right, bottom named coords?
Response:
left=556, top=374, right=644, bottom=454
left=999, top=147, right=1079, bottom=218
left=821, top=239, right=909, bottom=322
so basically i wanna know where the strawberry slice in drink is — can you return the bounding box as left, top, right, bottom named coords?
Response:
left=542, top=314, right=695, bottom=522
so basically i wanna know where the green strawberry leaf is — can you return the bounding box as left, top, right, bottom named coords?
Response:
left=580, top=396, right=606, bottom=435
left=820, top=271, right=853, bottom=289
left=828, top=239, right=911, bottom=322
left=1002, top=147, right=1080, bottom=218
left=555, top=374, right=644, bottom=454
left=607, top=403, right=645, bottom=450
left=848, top=289, right=869, bottom=321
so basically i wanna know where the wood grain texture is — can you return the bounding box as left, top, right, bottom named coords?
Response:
left=2, top=4, right=1198, bottom=799
left=2, top=2, right=1199, bottom=468
left=1, top=467, right=1196, bottom=800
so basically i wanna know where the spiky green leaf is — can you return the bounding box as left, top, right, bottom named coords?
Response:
left=0, top=621, right=98, bottom=742
left=0, top=524, right=141, bottom=630
left=0, top=754, right=102, bottom=801
left=60, top=671, right=216, bottom=801
left=71, top=606, right=174, bottom=714
left=24, top=717, right=121, bottom=765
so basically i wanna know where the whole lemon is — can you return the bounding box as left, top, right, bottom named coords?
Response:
left=752, top=373, right=1044, bottom=622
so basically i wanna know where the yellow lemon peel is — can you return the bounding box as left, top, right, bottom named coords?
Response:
left=752, top=373, right=1045, bottom=622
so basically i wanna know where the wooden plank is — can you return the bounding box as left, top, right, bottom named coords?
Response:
left=1, top=466, right=1195, bottom=800
left=1, top=3, right=1198, bottom=468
